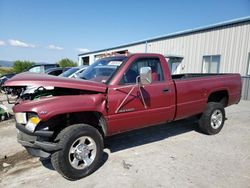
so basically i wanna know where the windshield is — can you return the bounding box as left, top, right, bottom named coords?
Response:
left=59, top=67, right=79, bottom=77
left=79, top=56, right=127, bottom=83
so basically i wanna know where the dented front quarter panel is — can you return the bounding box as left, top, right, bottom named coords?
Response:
left=13, top=94, right=107, bottom=121
left=4, top=72, right=108, bottom=120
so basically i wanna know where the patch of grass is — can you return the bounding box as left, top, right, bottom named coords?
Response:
left=0, top=67, right=14, bottom=76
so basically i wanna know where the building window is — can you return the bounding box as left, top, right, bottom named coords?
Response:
left=82, top=56, right=89, bottom=65
left=202, top=55, right=220, bottom=73
left=247, top=53, right=250, bottom=76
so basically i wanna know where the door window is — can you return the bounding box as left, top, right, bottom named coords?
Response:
left=120, top=58, right=164, bottom=84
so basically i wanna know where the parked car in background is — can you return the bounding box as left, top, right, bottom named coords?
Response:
left=45, top=67, right=71, bottom=76
left=28, top=64, right=59, bottom=74
left=59, top=66, right=88, bottom=78
left=0, top=64, right=59, bottom=90
left=0, top=73, right=16, bottom=90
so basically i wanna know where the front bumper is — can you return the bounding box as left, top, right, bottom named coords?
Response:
left=16, top=123, right=60, bottom=158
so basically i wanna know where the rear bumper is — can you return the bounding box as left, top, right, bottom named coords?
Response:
left=16, top=123, right=60, bottom=158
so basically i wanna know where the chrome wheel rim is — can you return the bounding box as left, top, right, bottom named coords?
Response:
left=68, top=136, right=97, bottom=170
left=210, top=109, right=223, bottom=129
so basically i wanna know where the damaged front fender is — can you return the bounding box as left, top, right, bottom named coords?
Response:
left=13, top=94, right=107, bottom=121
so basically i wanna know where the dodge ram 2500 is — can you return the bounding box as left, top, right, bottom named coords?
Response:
left=4, top=53, right=241, bottom=180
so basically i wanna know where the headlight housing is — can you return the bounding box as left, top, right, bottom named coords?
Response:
left=15, top=112, right=27, bottom=124
left=15, top=112, right=41, bottom=132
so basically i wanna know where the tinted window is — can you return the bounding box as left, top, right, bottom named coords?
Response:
left=48, top=70, right=63, bottom=76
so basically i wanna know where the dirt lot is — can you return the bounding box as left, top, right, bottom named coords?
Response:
left=0, top=100, right=249, bottom=188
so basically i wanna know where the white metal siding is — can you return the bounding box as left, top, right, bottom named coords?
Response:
left=79, top=21, right=250, bottom=75
left=143, top=22, right=250, bottom=75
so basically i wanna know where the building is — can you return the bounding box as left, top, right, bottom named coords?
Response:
left=78, top=17, right=250, bottom=100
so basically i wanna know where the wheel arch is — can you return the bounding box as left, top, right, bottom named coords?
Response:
left=40, top=111, right=108, bottom=139
left=207, top=90, right=229, bottom=107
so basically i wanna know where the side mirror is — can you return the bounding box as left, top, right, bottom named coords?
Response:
left=140, top=67, right=152, bottom=85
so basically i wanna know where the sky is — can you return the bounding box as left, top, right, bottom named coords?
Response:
left=0, top=0, right=249, bottom=63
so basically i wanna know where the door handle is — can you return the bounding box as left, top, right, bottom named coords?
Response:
left=162, top=88, right=170, bottom=93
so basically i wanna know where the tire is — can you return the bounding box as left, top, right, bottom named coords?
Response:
left=199, top=102, right=225, bottom=135
left=51, top=124, right=104, bottom=180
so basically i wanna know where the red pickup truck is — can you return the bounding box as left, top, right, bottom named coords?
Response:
left=4, top=53, right=241, bottom=180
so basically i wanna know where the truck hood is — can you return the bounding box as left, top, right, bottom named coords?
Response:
left=4, top=73, right=107, bottom=93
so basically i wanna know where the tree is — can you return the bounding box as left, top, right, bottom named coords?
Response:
left=57, top=58, right=77, bottom=68
left=12, top=60, right=35, bottom=73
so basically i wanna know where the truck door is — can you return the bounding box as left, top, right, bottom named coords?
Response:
left=107, top=57, right=176, bottom=135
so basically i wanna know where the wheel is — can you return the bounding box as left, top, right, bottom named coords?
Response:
left=51, top=124, right=104, bottom=180
left=199, top=102, right=225, bottom=135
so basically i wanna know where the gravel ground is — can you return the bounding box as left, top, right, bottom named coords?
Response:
left=0, top=101, right=249, bottom=188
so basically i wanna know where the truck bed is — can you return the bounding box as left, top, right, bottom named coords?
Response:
left=171, top=73, right=241, bottom=120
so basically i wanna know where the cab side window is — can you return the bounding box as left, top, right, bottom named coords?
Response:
left=120, top=58, right=164, bottom=84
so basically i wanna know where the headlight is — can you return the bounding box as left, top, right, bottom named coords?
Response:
left=15, top=112, right=41, bottom=132
left=25, top=115, right=41, bottom=132
left=15, top=113, right=27, bottom=124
